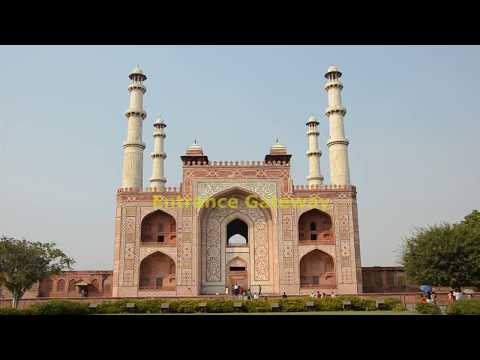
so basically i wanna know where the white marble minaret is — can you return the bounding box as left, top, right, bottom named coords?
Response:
left=325, top=65, right=350, bottom=185
left=149, top=117, right=167, bottom=190
left=306, top=115, right=324, bottom=187
left=121, top=66, right=147, bottom=190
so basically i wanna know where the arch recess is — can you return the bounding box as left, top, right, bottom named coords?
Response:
left=141, top=210, right=177, bottom=245
left=298, top=208, right=334, bottom=244
left=300, top=249, right=336, bottom=288
left=139, top=251, right=176, bottom=290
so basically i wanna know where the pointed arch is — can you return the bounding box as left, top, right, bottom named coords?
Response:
left=227, top=218, right=248, bottom=246
left=39, top=278, right=53, bottom=297
left=141, top=210, right=176, bottom=245
left=68, top=279, right=77, bottom=293
left=300, top=249, right=336, bottom=288
left=56, top=279, right=65, bottom=293
left=298, top=208, right=333, bottom=243
left=139, top=251, right=176, bottom=290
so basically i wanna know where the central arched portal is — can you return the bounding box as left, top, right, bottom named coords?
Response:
left=199, top=189, right=274, bottom=295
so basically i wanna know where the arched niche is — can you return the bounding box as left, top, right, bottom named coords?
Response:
left=139, top=252, right=176, bottom=290
left=141, top=210, right=176, bottom=245
left=300, top=249, right=336, bottom=288
left=298, top=209, right=334, bottom=244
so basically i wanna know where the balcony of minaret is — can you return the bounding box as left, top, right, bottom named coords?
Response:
left=324, top=105, right=347, bottom=117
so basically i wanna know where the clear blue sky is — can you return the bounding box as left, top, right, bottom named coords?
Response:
left=0, top=45, right=479, bottom=270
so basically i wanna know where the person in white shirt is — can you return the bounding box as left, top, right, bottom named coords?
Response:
left=453, top=288, right=463, bottom=301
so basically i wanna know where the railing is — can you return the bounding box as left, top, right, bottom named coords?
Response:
left=140, top=242, right=176, bottom=247
left=183, top=160, right=290, bottom=167
left=298, top=240, right=335, bottom=246
left=117, top=187, right=180, bottom=193
left=293, top=184, right=355, bottom=191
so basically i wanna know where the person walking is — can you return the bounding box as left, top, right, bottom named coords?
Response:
left=258, top=285, right=262, bottom=297
left=453, top=288, right=463, bottom=301
left=448, top=290, right=455, bottom=304
left=426, top=294, right=433, bottom=304
left=282, top=292, right=287, bottom=299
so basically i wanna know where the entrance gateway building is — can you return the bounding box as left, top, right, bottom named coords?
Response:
left=113, top=65, right=362, bottom=297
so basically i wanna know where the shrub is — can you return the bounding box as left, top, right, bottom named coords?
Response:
left=0, top=307, right=26, bottom=315
left=243, top=299, right=272, bottom=313
left=392, top=303, right=406, bottom=312
left=338, top=296, right=376, bottom=311
left=94, top=300, right=130, bottom=314
left=135, top=299, right=164, bottom=313
left=279, top=298, right=307, bottom=312
left=415, top=303, right=441, bottom=315
left=206, top=299, right=234, bottom=313
left=173, top=300, right=201, bottom=313
left=314, top=297, right=343, bottom=311
left=383, top=298, right=402, bottom=310
left=27, top=300, right=89, bottom=315
left=446, top=299, right=480, bottom=315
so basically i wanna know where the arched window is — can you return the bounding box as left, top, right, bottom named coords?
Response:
left=39, top=278, right=53, bottom=297
left=68, top=279, right=77, bottom=293
left=88, top=279, right=99, bottom=296
left=102, top=277, right=112, bottom=294
left=298, top=209, right=333, bottom=243
left=141, top=211, right=176, bottom=245
left=227, top=219, right=248, bottom=246
left=56, top=279, right=65, bottom=292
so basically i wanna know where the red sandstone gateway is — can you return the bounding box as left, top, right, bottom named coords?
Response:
left=1, top=65, right=368, bottom=302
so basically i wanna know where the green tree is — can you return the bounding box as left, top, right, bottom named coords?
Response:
left=0, top=236, right=74, bottom=308
left=401, top=210, right=480, bottom=289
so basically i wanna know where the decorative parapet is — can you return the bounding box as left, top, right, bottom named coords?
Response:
left=117, top=187, right=181, bottom=194
left=182, top=160, right=290, bottom=167
left=293, top=184, right=356, bottom=192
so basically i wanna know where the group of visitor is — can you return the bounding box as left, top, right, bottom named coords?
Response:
left=226, top=283, right=262, bottom=300
left=419, top=287, right=473, bottom=305
left=447, top=288, right=471, bottom=303
left=310, top=291, right=336, bottom=298
left=420, top=291, right=437, bottom=304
